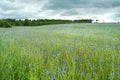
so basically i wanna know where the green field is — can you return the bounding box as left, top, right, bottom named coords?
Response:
left=0, top=23, right=120, bottom=80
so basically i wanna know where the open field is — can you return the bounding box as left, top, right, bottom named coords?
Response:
left=0, top=23, right=120, bottom=80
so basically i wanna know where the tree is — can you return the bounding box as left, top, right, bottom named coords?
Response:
left=96, top=20, right=99, bottom=23
left=24, top=19, right=29, bottom=26
left=0, top=20, right=12, bottom=28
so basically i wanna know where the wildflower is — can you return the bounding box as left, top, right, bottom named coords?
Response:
left=79, top=58, right=83, bottom=60
left=29, top=65, right=32, bottom=68
left=5, top=61, right=8, bottom=64
left=21, top=60, right=24, bottom=63
left=93, top=68, right=97, bottom=73
left=62, top=60, right=65, bottom=64
left=116, top=38, right=120, bottom=41
left=48, top=71, right=51, bottom=75
left=113, top=72, right=117, bottom=77
left=34, top=53, right=37, bottom=56
left=63, top=67, right=67, bottom=71
left=100, top=58, right=104, bottom=62
left=108, top=77, right=111, bottom=80
left=84, top=74, right=87, bottom=76
left=59, top=72, right=64, bottom=74
left=115, top=64, right=119, bottom=68
left=92, top=48, right=95, bottom=51
left=43, top=69, right=47, bottom=73
left=52, top=78, right=56, bottom=80
left=54, top=54, right=60, bottom=57
left=101, top=45, right=105, bottom=49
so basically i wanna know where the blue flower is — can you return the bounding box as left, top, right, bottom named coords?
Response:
left=52, top=78, right=56, bottom=80
left=100, top=58, right=104, bottom=62
left=115, top=64, right=119, bottom=68
left=108, top=77, right=111, bottom=80
left=62, top=60, right=65, bottom=64
left=93, top=68, right=97, bottom=73
left=34, top=53, right=37, bottom=56
left=113, top=72, right=117, bottom=77
left=92, top=48, right=95, bottom=51
left=59, top=72, right=64, bottom=74
left=43, top=69, right=47, bottom=73
left=63, top=67, right=67, bottom=71
left=29, top=65, right=32, bottom=68
left=22, top=60, right=24, bottom=63
left=48, top=71, right=51, bottom=75
left=5, top=61, right=8, bottom=64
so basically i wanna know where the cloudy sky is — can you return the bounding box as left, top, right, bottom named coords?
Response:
left=0, top=0, right=120, bottom=22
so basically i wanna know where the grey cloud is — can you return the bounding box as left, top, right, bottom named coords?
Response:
left=60, top=10, right=79, bottom=16
left=0, top=10, right=33, bottom=19
left=108, top=7, right=120, bottom=20
left=44, top=0, right=120, bottom=10
left=0, top=0, right=46, bottom=19
left=112, top=13, right=120, bottom=20
left=60, top=8, right=112, bottom=16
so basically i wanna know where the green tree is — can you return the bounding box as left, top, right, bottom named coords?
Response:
left=0, top=20, right=12, bottom=28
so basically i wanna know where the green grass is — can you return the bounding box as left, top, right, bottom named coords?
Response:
left=0, top=23, right=120, bottom=80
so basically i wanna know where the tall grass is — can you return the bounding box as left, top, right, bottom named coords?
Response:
left=0, top=23, right=120, bottom=80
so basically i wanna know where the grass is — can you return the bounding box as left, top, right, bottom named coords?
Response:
left=0, top=23, right=120, bottom=80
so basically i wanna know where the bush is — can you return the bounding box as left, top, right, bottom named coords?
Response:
left=0, top=20, right=12, bottom=28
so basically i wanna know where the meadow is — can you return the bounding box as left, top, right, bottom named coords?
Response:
left=0, top=23, right=120, bottom=80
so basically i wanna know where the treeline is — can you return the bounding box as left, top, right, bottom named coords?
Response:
left=0, top=19, right=92, bottom=28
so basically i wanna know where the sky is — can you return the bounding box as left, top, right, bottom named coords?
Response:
left=0, top=0, right=120, bottom=22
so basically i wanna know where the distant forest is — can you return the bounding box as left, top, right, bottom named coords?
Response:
left=0, top=19, right=92, bottom=28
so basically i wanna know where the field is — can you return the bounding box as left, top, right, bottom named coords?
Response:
left=0, top=23, right=120, bottom=80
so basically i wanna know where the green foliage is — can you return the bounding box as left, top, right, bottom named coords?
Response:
left=0, top=20, right=12, bottom=28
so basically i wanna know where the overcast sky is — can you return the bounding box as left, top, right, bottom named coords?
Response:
left=0, top=0, right=120, bottom=22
